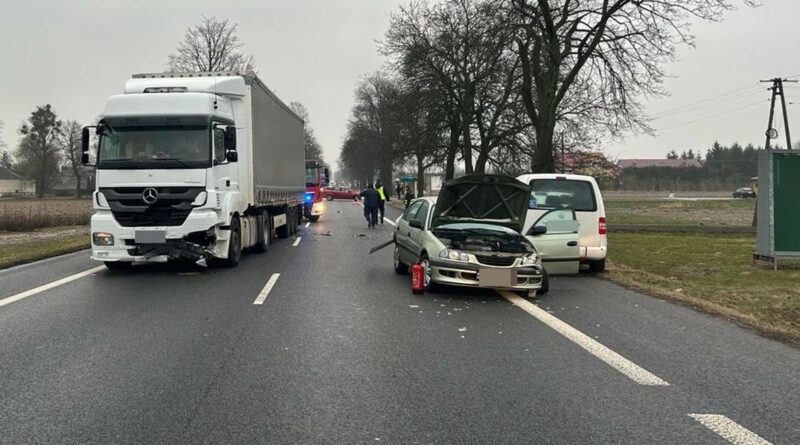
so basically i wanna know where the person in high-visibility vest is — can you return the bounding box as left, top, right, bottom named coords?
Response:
left=375, top=180, right=386, bottom=224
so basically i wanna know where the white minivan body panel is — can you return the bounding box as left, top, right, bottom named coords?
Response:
left=517, top=173, right=607, bottom=263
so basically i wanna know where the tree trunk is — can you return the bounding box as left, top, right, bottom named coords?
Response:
left=416, top=155, right=426, bottom=197
left=73, top=168, right=82, bottom=197
left=445, top=118, right=460, bottom=180
left=475, top=143, right=491, bottom=173
left=461, top=111, right=473, bottom=174
left=532, top=114, right=556, bottom=173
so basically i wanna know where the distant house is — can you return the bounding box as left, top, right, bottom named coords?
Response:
left=0, top=166, right=36, bottom=197
left=617, top=158, right=702, bottom=169
left=50, top=168, right=95, bottom=196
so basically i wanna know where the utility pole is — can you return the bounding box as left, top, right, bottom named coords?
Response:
left=760, top=77, right=797, bottom=150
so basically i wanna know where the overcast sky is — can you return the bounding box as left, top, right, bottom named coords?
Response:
left=1, top=0, right=798, bottom=165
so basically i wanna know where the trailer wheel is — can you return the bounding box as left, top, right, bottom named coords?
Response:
left=253, top=213, right=271, bottom=253
left=290, top=207, right=299, bottom=235
left=222, top=216, right=243, bottom=266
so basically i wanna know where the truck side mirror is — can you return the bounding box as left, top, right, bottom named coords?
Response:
left=225, top=126, right=237, bottom=151
left=226, top=151, right=238, bottom=162
left=323, top=167, right=330, bottom=186
left=81, top=126, right=95, bottom=165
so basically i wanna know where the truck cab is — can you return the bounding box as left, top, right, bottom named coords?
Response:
left=304, top=159, right=329, bottom=222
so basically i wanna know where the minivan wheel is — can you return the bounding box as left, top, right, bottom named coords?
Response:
left=589, top=259, right=605, bottom=273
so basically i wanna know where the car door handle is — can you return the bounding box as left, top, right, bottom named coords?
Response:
left=567, top=241, right=578, bottom=247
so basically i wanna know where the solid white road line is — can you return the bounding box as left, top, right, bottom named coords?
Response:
left=498, top=290, right=669, bottom=386
left=292, top=237, right=302, bottom=247
left=304, top=222, right=310, bottom=228
left=0, top=266, right=106, bottom=309
left=689, top=414, right=773, bottom=445
left=253, top=273, right=280, bottom=305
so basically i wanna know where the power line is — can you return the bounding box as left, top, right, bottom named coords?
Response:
left=657, top=99, right=767, bottom=131
left=650, top=83, right=760, bottom=117
left=651, top=88, right=765, bottom=120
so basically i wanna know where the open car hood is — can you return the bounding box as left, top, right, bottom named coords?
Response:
left=431, top=174, right=530, bottom=233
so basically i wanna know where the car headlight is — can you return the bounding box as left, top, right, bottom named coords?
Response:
left=439, top=248, right=470, bottom=262
left=92, top=231, right=114, bottom=246
left=521, top=253, right=539, bottom=265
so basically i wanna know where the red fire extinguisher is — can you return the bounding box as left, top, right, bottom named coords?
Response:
left=411, top=259, right=425, bottom=294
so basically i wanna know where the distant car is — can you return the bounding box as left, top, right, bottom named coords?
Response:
left=517, top=173, right=607, bottom=273
left=323, top=187, right=359, bottom=200
left=733, top=187, right=756, bottom=198
left=392, top=174, right=581, bottom=295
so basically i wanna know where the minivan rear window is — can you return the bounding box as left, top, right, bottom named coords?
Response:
left=529, top=179, right=597, bottom=211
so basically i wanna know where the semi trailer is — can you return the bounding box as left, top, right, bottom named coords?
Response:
left=81, top=71, right=306, bottom=269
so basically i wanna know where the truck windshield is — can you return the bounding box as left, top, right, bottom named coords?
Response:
left=97, top=125, right=211, bottom=169
left=305, top=167, right=319, bottom=187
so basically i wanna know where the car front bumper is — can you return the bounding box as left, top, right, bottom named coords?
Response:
left=429, top=258, right=543, bottom=291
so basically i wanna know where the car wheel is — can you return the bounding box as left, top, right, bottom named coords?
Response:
left=104, top=261, right=132, bottom=270
left=539, top=268, right=549, bottom=294
left=325, top=194, right=333, bottom=201
left=222, top=216, right=242, bottom=267
left=420, top=253, right=437, bottom=291
left=589, top=259, right=605, bottom=273
left=393, top=244, right=407, bottom=274
left=308, top=214, right=320, bottom=223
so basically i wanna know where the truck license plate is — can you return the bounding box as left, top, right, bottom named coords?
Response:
left=478, top=268, right=516, bottom=287
left=135, top=230, right=166, bottom=244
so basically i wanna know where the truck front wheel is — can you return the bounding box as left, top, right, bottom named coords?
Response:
left=222, top=216, right=243, bottom=267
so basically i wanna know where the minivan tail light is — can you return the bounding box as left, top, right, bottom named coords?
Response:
left=599, top=217, right=607, bottom=235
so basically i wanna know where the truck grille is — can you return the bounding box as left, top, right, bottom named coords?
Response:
left=474, top=255, right=517, bottom=267
left=100, top=187, right=203, bottom=227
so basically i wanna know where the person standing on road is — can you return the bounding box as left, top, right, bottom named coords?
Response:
left=375, top=180, right=386, bottom=224
left=360, top=183, right=380, bottom=228
left=404, top=186, right=415, bottom=209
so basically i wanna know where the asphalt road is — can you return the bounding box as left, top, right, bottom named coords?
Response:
left=0, top=200, right=798, bottom=444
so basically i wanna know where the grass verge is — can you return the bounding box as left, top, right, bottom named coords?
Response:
left=604, top=232, right=800, bottom=344
left=0, top=234, right=89, bottom=270
left=605, top=199, right=755, bottom=227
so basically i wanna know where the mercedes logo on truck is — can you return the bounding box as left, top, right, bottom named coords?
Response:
left=142, top=187, right=159, bottom=204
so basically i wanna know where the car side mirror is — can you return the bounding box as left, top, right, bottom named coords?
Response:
left=224, top=126, right=237, bottom=151
left=409, top=219, right=423, bottom=230
left=529, top=225, right=547, bottom=235
left=226, top=151, right=238, bottom=162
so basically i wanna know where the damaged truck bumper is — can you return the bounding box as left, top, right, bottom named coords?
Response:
left=90, top=209, right=226, bottom=264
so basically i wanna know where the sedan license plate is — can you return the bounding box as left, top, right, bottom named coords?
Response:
left=478, top=268, right=516, bottom=287
left=135, top=230, right=166, bottom=244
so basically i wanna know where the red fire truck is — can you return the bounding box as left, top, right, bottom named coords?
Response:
left=304, top=159, right=329, bottom=222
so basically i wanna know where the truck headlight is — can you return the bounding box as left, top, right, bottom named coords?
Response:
left=192, top=191, right=208, bottom=207
left=92, top=232, right=114, bottom=246
left=439, top=248, right=469, bottom=262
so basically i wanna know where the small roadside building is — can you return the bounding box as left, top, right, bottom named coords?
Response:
left=0, top=166, right=35, bottom=197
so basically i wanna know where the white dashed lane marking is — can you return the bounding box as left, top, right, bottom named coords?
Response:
left=253, top=273, right=280, bottom=305
left=689, top=414, right=773, bottom=445
left=292, top=237, right=302, bottom=247
left=304, top=222, right=310, bottom=228
left=497, top=290, right=669, bottom=386
left=0, top=266, right=106, bottom=309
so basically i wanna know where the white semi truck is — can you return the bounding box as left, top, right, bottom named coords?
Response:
left=81, top=71, right=306, bottom=269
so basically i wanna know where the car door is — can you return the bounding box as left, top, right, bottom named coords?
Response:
left=526, top=209, right=581, bottom=275
left=396, top=200, right=423, bottom=264
left=407, top=200, right=431, bottom=260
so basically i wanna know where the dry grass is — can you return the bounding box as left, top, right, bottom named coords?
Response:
left=0, top=199, right=93, bottom=231
left=604, top=232, right=800, bottom=345
left=0, top=227, right=89, bottom=269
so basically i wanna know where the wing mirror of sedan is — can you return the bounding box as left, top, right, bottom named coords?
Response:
left=529, top=225, right=547, bottom=236
left=409, top=219, right=424, bottom=230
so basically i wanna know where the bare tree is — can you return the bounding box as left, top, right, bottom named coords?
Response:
left=16, top=105, right=62, bottom=198
left=511, top=0, right=756, bottom=173
left=167, top=16, right=255, bottom=72
left=289, top=102, right=325, bottom=162
left=58, top=120, right=85, bottom=196
left=0, top=120, right=12, bottom=170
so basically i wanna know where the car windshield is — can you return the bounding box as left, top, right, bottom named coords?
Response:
left=98, top=123, right=210, bottom=169
left=529, top=179, right=596, bottom=211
